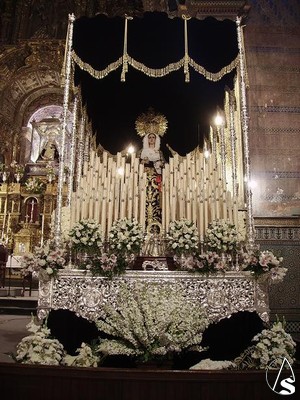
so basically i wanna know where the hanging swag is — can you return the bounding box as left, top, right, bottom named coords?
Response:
left=71, top=14, right=239, bottom=83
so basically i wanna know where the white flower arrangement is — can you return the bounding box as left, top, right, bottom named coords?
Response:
left=24, top=177, right=46, bottom=193
left=15, top=317, right=66, bottom=365
left=190, top=358, right=236, bottom=370
left=205, top=219, right=240, bottom=253
left=96, top=283, right=208, bottom=362
left=69, top=219, right=102, bottom=254
left=108, top=218, right=143, bottom=255
left=234, top=319, right=296, bottom=370
left=167, top=219, right=199, bottom=256
left=63, top=343, right=100, bottom=368
left=242, top=250, right=287, bottom=283
left=21, top=240, right=66, bottom=278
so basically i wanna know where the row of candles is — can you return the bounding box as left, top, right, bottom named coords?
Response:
left=70, top=148, right=239, bottom=239
left=161, top=151, right=238, bottom=240
left=70, top=150, right=147, bottom=238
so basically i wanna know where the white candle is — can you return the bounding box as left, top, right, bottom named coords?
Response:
left=186, top=190, right=191, bottom=221
left=103, top=151, right=108, bottom=169
left=101, top=187, right=107, bottom=238
left=161, top=172, right=166, bottom=232
left=179, top=189, right=184, bottom=219
left=165, top=188, right=170, bottom=229
left=120, top=180, right=126, bottom=220
left=88, top=196, right=94, bottom=220
left=223, top=190, right=228, bottom=220
left=233, top=199, right=238, bottom=228
left=107, top=188, right=114, bottom=235
left=210, top=190, right=216, bottom=222
left=117, top=152, right=121, bottom=168
left=192, top=188, right=197, bottom=225
left=75, top=196, right=80, bottom=222
left=133, top=165, right=139, bottom=221
left=131, top=152, right=136, bottom=169
left=204, top=196, right=208, bottom=232
left=139, top=177, right=145, bottom=230
left=114, top=175, right=120, bottom=221
left=94, top=197, right=100, bottom=224
left=215, top=185, right=220, bottom=220
left=199, top=197, right=204, bottom=239
left=171, top=186, right=176, bottom=222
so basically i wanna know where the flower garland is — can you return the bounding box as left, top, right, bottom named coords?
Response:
left=21, top=240, right=67, bottom=278
left=241, top=250, right=287, bottom=283
left=167, top=219, right=199, bottom=256
left=69, top=219, right=102, bottom=254
left=205, top=219, right=240, bottom=253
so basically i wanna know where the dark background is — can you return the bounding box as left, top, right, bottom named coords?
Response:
left=73, top=12, right=238, bottom=156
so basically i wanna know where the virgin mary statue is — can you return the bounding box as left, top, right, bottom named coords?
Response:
left=136, top=108, right=167, bottom=228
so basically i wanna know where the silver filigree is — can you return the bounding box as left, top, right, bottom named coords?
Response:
left=37, top=270, right=269, bottom=324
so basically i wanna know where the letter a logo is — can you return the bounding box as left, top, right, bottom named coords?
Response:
left=266, top=357, right=296, bottom=395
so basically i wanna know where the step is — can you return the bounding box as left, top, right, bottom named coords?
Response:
left=0, top=290, right=38, bottom=315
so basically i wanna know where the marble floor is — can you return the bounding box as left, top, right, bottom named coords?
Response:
left=0, top=314, right=31, bottom=363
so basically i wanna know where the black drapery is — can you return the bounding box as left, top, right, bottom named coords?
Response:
left=73, top=12, right=238, bottom=155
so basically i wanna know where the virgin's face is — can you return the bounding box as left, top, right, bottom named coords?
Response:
left=148, top=134, right=156, bottom=146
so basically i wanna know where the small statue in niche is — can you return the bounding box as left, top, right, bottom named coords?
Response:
left=142, top=222, right=165, bottom=257
left=39, top=142, right=59, bottom=162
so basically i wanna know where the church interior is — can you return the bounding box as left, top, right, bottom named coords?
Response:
left=0, top=1, right=299, bottom=399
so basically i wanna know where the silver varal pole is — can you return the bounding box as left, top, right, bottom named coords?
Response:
left=236, top=16, right=255, bottom=249
left=67, top=96, right=78, bottom=207
left=54, top=13, right=75, bottom=246
left=229, top=90, right=238, bottom=198
left=76, top=114, right=85, bottom=188
left=219, top=124, right=227, bottom=184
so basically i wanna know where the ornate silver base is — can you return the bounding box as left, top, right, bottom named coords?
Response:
left=37, top=270, right=270, bottom=324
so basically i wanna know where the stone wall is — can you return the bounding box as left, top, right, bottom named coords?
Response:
left=246, top=0, right=300, bottom=217
left=247, top=1, right=300, bottom=330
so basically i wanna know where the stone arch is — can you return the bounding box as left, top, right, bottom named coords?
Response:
left=0, top=43, right=65, bottom=164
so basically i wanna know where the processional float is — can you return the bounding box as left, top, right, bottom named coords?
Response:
left=54, top=13, right=254, bottom=251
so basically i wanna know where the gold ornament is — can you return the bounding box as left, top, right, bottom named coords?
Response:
left=135, top=108, right=168, bottom=137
